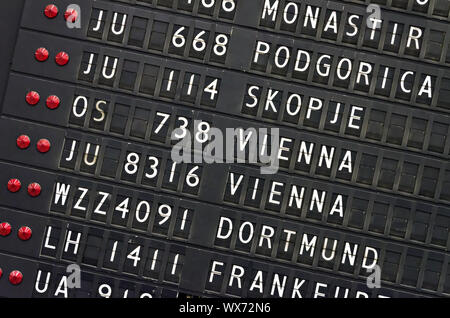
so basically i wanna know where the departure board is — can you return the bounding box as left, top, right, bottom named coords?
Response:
left=0, top=0, right=449, bottom=299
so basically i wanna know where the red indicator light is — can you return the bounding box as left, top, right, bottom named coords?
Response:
left=46, top=95, right=60, bottom=109
left=28, top=183, right=41, bottom=197
left=44, top=4, right=58, bottom=18
left=37, top=139, right=51, bottom=153
left=7, top=179, right=21, bottom=193
left=26, top=91, right=40, bottom=105
left=0, top=222, right=11, bottom=237
left=16, top=135, right=31, bottom=149
left=55, top=51, right=69, bottom=66
left=64, top=9, right=78, bottom=23
left=0, top=268, right=2, bottom=279
left=35, top=48, right=49, bottom=62
left=9, top=270, right=23, bottom=285
left=18, top=226, right=32, bottom=241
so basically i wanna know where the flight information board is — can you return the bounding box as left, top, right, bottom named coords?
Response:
left=0, top=0, right=449, bottom=299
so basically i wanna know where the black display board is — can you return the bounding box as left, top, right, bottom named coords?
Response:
left=0, top=0, right=448, bottom=298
